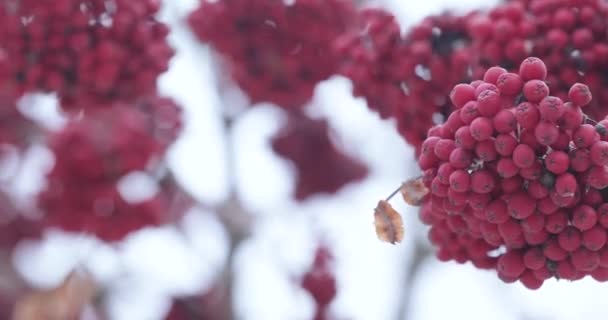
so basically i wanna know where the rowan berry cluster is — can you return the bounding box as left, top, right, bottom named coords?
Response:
left=188, top=0, right=357, bottom=109
left=419, top=57, right=608, bottom=288
left=470, top=0, right=608, bottom=121
left=0, top=0, right=173, bottom=110
left=336, top=10, right=474, bottom=152
left=271, top=114, right=367, bottom=201
left=38, top=97, right=184, bottom=241
left=300, top=246, right=337, bottom=320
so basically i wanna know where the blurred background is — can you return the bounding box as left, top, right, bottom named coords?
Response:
left=5, top=0, right=608, bottom=319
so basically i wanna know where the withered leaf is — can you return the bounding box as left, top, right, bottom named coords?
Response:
left=400, top=177, right=428, bottom=206
left=13, top=269, right=98, bottom=320
left=374, top=200, right=404, bottom=244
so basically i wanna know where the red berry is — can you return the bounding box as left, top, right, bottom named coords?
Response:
left=544, top=151, right=569, bottom=175
left=554, top=173, right=577, bottom=197
left=449, top=148, right=473, bottom=169
left=573, top=205, right=598, bottom=231
left=507, top=192, right=536, bottom=219
left=496, top=72, right=523, bottom=95
left=590, top=141, right=608, bottom=166
left=499, top=219, right=523, bottom=241
left=527, top=181, right=549, bottom=200
left=460, top=101, right=480, bottom=124
left=450, top=84, right=476, bottom=108
left=470, top=117, right=494, bottom=141
left=544, top=238, right=568, bottom=261
left=437, top=163, right=455, bottom=184
left=520, top=270, right=543, bottom=290
left=523, top=80, right=549, bottom=103
left=571, top=247, right=600, bottom=272
left=545, top=210, right=568, bottom=234
left=512, top=144, right=536, bottom=168
left=495, top=134, right=518, bottom=156
left=523, top=247, right=546, bottom=270
left=493, top=109, right=516, bottom=133
left=557, top=226, right=582, bottom=252
left=569, top=148, right=591, bottom=172
left=434, top=139, right=457, bottom=160
left=454, top=126, right=476, bottom=149
left=477, top=90, right=501, bottom=117
left=483, top=66, right=507, bottom=84
left=475, top=140, right=498, bottom=161
left=515, top=102, right=540, bottom=129
left=559, top=102, right=583, bottom=130
left=497, top=250, right=526, bottom=278
left=519, top=57, right=547, bottom=81
left=538, top=96, right=564, bottom=123
left=521, top=212, right=545, bottom=233
left=573, top=124, right=600, bottom=148
left=568, top=83, right=592, bottom=107
left=449, top=170, right=471, bottom=192
left=471, top=170, right=496, bottom=194
left=583, top=226, right=607, bottom=251
left=534, top=121, right=559, bottom=146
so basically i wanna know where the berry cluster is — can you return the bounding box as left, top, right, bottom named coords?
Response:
left=337, top=10, right=474, bottom=152
left=300, top=246, right=337, bottom=320
left=271, top=114, right=367, bottom=201
left=470, top=0, right=608, bottom=120
left=419, top=57, right=608, bottom=288
left=188, top=0, right=357, bottom=109
left=0, top=0, right=173, bottom=110
left=38, top=97, right=184, bottom=241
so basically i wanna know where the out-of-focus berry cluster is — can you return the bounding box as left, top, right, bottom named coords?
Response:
left=188, top=0, right=357, bottom=109
left=336, top=10, right=474, bottom=152
left=418, top=56, right=608, bottom=288
left=271, top=114, right=367, bottom=201
left=38, top=98, right=185, bottom=242
left=300, top=246, right=337, bottom=320
left=189, top=0, right=368, bottom=200
left=0, top=0, right=173, bottom=110
left=0, top=1, right=185, bottom=244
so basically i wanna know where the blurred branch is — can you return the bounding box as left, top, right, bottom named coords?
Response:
left=395, top=239, right=431, bottom=320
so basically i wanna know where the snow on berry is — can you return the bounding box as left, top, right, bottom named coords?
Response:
left=417, top=56, right=608, bottom=289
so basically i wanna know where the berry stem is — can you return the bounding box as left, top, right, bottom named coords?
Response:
left=385, top=184, right=403, bottom=201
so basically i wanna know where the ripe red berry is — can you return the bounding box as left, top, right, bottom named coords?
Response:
left=507, top=192, right=536, bottom=219
left=520, top=270, right=543, bottom=290
left=434, top=139, right=457, bottom=160
left=519, top=57, right=547, bottom=81
left=538, top=96, right=565, bottom=122
left=449, top=170, right=471, bottom=192
left=499, top=219, right=523, bottom=241
left=523, top=247, right=546, bottom=270
left=450, top=84, right=476, bottom=109
left=534, top=121, right=559, bottom=146
left=590, top=141, right=608, bottom=166
left=497, top=250, right=526, bottom=278
left=571, top=247, right=600, bottom=272
left=495, top=134, right=518, bottom=156
left=568, top=83, right=592, bottom=107
left=515, top=102, right=540, bottom=129
left=582, top=226, right=607, bottom=251
left=454, top=126, right=477, bottom=149
left=523, top=80, right=549, bottom=103
left=573, top=205, right=598, bottom=232
left=521, top=212, right=545, bottom=233
left=470, top=117, right=494, bottom=141
left=557, top=226, right=582, bottom=252
left=493, top=109, right=516, bottom=133
left=573, top=124, right=600, bottom=148
left=471, top=170, right=496, bottom=194
left=512, top=144, right=536, bottom=168
left=559, top=102, right=583, bottom=130
left=477, top=90, right=502, bottom=117
left=475, top=140, right=498, bottom=161
left=554, top=173, right=577, bottom=197
left=449, top=148, right=473, bottom=169
left=496, top=72, right=523, bottom=95
left=545, top=210, right=568, bottom=234
left=496, top=158, right=519, bottom=178
left=544, top=151, right=569, bottom=175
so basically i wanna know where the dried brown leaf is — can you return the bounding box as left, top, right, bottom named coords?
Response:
left=13, top=269, right=98, bottom=320
left=374, top=200, right=404, bottom=244
left=400, top=177, right=429, bottom=206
